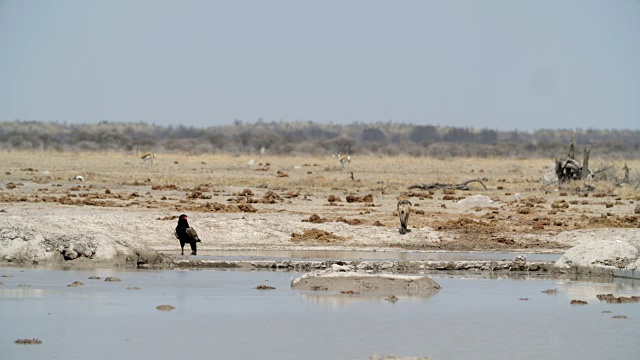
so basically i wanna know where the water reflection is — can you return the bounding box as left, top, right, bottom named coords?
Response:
left=557, top=277, right=640, bottom=302
left=300, top=291, right=436, bottom=308
left=0, top=288, right=46, bottom=299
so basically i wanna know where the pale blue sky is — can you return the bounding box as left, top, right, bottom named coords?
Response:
left=1, top=0, right=639, bottom=130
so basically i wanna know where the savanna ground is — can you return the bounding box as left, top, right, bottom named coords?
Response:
left=1, top=150, right=639, bottom=261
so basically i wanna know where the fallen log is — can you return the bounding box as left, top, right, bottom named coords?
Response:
left=408, top=178, right=488, bottom=191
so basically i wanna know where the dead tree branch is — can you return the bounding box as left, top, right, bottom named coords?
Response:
left=555, top=133, right=591, bottom=188
left=409, top=178, right=488, bottom=191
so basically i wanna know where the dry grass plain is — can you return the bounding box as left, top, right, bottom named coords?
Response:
left=1, top=151, right=639, bottom=254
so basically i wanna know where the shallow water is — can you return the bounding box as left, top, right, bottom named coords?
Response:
left=1, top=267, right=639, bottom=360
left=195, top=249, right=561, bottom=262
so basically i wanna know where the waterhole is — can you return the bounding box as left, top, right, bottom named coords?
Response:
left=1, top=267, right=638, bottom=360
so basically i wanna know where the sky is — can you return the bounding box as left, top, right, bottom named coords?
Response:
left=1, top=0, right=639, bottom=131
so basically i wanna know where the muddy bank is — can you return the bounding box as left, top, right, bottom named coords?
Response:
left=163, top=257, right=554, bottom=273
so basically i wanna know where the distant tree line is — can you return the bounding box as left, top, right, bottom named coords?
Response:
left=0, top=120, right=638, bottom=159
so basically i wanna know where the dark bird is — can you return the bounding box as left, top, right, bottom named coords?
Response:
left=175, top=214, right=202, bottom=255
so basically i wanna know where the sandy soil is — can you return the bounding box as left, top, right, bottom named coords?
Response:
left=0, top=151, right=638, bottom=266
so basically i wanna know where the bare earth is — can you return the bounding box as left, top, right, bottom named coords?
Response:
left=0, top=151, right=638, bottom=266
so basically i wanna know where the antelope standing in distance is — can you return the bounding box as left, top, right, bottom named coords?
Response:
left=397, top=194, right=412, bottom=235
left=137, top=149, right=156, bottom=167
left=337, top=153, right=351, bottom=173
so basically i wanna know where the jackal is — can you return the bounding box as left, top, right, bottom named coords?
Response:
left=397, top=195, right=412, bottom=234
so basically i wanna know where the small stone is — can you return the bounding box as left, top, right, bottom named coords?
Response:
left=104, top=277, right=121, bottom=282
left=156, top=305, right=175, bottom=311
left=15, top=338, right=42, bottom=345
left=256, top=284, right=276, bottom=290
left=570, top=300, right=588, bottom=305
left=385, top=295, right=399, bottom=303
left=612, top=315, right=628, bottom=319
left=597, top=293, right=615, bottom=301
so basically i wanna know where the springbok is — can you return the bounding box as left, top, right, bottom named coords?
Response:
left=137, top=150, right=156, bottom=167
left=337, top=153, right=351, bottom=172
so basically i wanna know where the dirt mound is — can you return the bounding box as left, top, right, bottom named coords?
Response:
left=259, top=190, right=282, bottom=203
left=586, top=215, right=639, bottom=228
left=291, top=229, right=346, bottom=243
left=187, top=191, right=211, bottom=199
left=336, top=217, right=364, bottom=225
left=436, top=217, right=497, bottom=234
left=151, top=184, right=179, bottom=190
left=302, top=214, right=327, bottom=223
left=346, top=194, right=373, bottom=203
left=199, top=202, right=257, bottom=213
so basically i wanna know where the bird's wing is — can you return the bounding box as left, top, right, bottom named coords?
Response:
left=186, top=227, right=199, bottom=239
